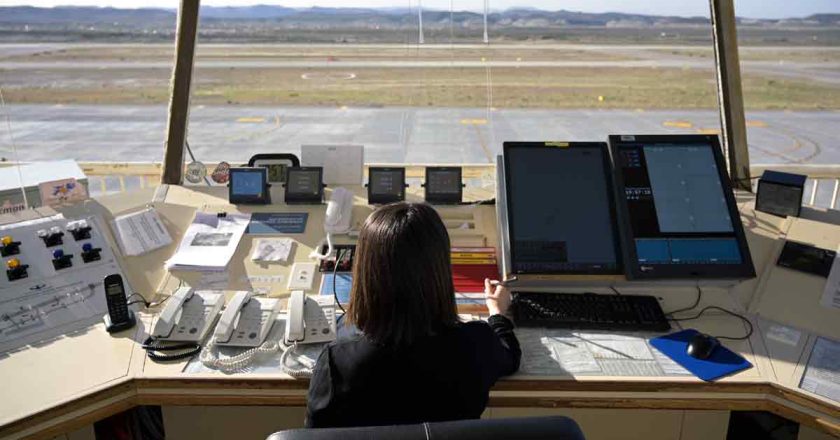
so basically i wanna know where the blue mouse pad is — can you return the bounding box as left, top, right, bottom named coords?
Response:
left=650, top=329, right=752, bottom=382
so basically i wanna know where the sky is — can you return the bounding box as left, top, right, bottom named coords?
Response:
left=2, top=0, right=840, bottom=19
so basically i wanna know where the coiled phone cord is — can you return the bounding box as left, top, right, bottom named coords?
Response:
left=199, top=337, right=281, bottom=373
left=142, top=337, right=201, bottom=362
left=199, top=338, right=315, bottom=377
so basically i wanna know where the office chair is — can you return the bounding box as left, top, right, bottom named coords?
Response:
left=266, top=415, right=585, bottom=440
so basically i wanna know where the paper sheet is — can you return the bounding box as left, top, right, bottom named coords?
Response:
left=819, top=245, right=840, bottom=310
left=800, top=337, right=840, bottom=403
left=112, top=208, right=172, bottom=256
left=516, top=328, right=691, bottom=377
left=166, top=212, right=250, bottom=271
left=251, top=238, right=294, bottom=263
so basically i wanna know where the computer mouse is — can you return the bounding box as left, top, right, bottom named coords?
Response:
left=686, top=333, right=720, bottom=360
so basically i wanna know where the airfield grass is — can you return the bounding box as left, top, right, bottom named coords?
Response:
left=3, top=46, right=840, bottom=109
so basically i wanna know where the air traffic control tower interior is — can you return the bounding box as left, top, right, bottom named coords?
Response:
left=0, top=1, right=839, bottom=440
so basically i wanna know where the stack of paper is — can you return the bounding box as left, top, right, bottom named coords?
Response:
left=112, top=207, right=173, bottom=256
left=165, top=212, right=251, bottom=271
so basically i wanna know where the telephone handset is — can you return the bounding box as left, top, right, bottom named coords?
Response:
left=285, top=290, right=337, bottom=345
left=310, top=187, right=353, bottom=260
left=152, top=287, right=224, bottom=342
left=324, top=187, right=353, bottom=234
left=214, top=291, right=281, bottom=347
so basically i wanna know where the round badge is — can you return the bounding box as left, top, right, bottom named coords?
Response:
left=184, top=161, right=207, bottom=184
left=211, top=161, right=231, bottom=184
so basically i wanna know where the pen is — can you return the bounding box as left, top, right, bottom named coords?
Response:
left=489, top=276, right=518, bottom=287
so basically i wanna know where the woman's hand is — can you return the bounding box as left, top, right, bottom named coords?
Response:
left=484, top=278, right=512, bottom=318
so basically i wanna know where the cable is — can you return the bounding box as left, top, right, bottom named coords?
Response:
left=141, top=337, right=201, bottom=362
left=664, top=285, right=702, bottom=316
left=668, top=306, right=754, bottom=341
left=0, top=86, right=29, bottom=208
left=309, top=233, right=334, bottom=261
left=609, top=286, right=622, bottom=296
left=333, top=249, right=347, bottom=315
left=199, top=337, right=281, bottom=373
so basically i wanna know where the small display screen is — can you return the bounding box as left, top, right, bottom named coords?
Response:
left=757, top=183, right=801, bottom=217
left=231, top=170, right=265, bottom=197
left=106, top=283, right=123, bottom=297
left=370, top=169, right=404, bottom=196
left=427, top=169, right=461, bottom=195
left=287, top=169, right=322, bottom=196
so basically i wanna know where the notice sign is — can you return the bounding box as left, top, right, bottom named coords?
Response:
left=39, top=178, right=87, bottom=207
left=247, top=213, right=308, bottom=234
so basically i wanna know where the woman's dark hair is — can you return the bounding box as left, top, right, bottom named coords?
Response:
left=347, top=202, right=458, bottom=347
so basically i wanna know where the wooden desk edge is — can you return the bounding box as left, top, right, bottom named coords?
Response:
left=2, top=377, right=837, bottom=439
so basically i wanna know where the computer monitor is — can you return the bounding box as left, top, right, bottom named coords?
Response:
left=367, top=167, right=406, bottom=205
left=228, top=167, right=270, bottom=204
left=609, top=134, right=755, bottom=279
left=503, top=142, right=622, bottom=275
left=424, top=167, right=463, bottom=205
left=284, top=167, right=324, bottom=204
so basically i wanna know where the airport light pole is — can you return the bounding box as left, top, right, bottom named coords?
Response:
left=483, top=0, right=489, bottom=44
left=418, top=0, right=425, bottom=44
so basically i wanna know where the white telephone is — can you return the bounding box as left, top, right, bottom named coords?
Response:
left=325, top=187, right=354, bottom=234
left=152, top=287, right=224, bottom=342
left=310, top=187, right=354, bottom=260
left=285, top=290, right=337, bottom=345
left=214, top=291, right=281, bottom=347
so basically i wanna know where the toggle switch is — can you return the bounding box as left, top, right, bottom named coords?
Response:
left=67, top=220, right=92, bottom=241
left=81, top=243, right=102, bottom=263
left=0, top=235, right=21, bottom=257
left=52, top=248, right=73, bottom=270
left=38, top=227, right=64, bottom=247
left=6, top=257, right=29, bottom=281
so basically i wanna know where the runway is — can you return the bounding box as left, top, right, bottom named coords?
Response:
left=1, top=104, right=837, bottom=166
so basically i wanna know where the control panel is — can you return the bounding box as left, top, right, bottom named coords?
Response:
left=0, top=214, right=126, bottom=353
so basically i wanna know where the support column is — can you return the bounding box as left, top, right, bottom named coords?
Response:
left=161, top=0, right=200, bottom=185
left=710, top=0, right=752, bottom=191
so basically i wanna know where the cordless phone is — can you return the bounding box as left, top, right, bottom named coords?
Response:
left=103, top=274, right=136, bottom=333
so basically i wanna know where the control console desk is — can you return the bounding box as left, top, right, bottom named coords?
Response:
left=0, top=183, right=838, bottom=439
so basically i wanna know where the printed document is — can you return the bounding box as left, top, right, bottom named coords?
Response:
left=166, top=212, right=251, bottom=271
left=112, top=208, right=172, bottom=256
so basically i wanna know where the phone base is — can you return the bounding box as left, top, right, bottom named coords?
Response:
left=104, top=311, right=136, bottom=334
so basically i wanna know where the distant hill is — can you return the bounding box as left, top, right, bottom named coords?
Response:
left=0, top=5, right=836, bottom=44
left=1, top=5, right=836, bottom=27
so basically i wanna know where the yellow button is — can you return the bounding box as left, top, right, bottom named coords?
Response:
left=7, top=258, right=20, bottom=269
left=1, top=236, right=12, bottom=246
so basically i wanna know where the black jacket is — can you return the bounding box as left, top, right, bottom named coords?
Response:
left=305, top=314, right=521, bottom=428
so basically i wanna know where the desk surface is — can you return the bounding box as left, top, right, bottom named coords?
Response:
left=1, top=184, right=839, bottom=439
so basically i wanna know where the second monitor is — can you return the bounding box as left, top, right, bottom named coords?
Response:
left=609, top=134, right=755, bottom=279
left=503, top=142, right=622, bottom=275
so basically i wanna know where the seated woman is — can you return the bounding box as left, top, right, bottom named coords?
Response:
left=306, top=202, right=521, bottom=428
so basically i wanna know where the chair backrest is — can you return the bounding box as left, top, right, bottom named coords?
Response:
left=267, top=415, right=585, bottom=440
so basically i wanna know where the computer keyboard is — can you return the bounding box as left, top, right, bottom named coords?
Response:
left=511, top=291, right=671, bottom=332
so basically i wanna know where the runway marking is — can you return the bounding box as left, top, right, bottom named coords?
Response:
left=236, top=117, right=265, bottom=123
left=471, top=124, right=493, bottom=163
left=746, top=120, right=768, bottom=128
left=696, top=128, right=721, bottom=135
left=460, top=118, right=487, bottom=125
left=663, top=120, right=693, bottom=128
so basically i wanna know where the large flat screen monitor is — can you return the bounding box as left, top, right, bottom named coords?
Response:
left=503, top=142, right=622, bottom=275
left=609, top=134, right=755, bottom=280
